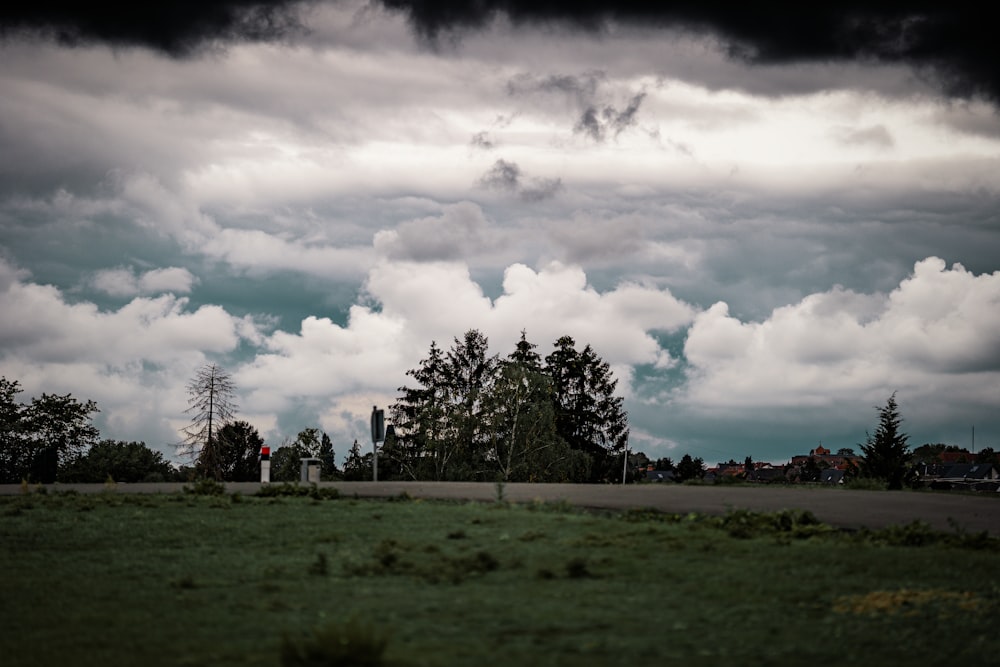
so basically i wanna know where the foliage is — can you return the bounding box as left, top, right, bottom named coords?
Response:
left=674, top=454, right=706, bottom=482
left=256, top=483, right=340, bottom=500
left=343, top=439, right=373, bottom=481
left=860, top=392, right=911, bottom=490
left=280, top=618, right=389, bottom=667
left=652, top=456, right=674, bottom=471
left=60, top=440, right=173, bottom=483
left=203, top=420, right=263, bottom=482
left=268, top=428, right=337, bottom=482
left=719, top=508, right=832, bottom=539
left=318, top=432, right=340, bottom=480
left=481, top=358, right=573, bottom=482
left=0, top=377, right=100, bottom=483
left=179, top=364, right=237, bottom=477
left=545, top=335, right=629, bottom=482
left=387, top=340, right=450, bottom=480
left=389, top=330, right=628, bottom=483
left=975, top=447, right=998, bottom=466
left=183, top=478, right=226, bottom=496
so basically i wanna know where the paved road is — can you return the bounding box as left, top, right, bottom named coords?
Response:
left=4, top=481, right=998, bottom=535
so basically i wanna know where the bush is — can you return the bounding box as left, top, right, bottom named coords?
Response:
left=256, top=483, right=340, bottom=500
left=280, top=618, right=389, bottom=667
left=183, top=478, right=226, bottom=496
left=844, top=476, right=887, bottom=491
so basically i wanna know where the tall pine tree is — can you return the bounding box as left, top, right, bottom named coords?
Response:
left=860, top=392, right=910, bottom=490
left=545, top=336, right=629, bottom=483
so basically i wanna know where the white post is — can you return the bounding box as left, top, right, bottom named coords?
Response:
left=260, top=446, right=270, bottom=484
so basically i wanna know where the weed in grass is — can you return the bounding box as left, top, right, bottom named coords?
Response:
left=183, top=478, right=226, bottom=496
left=494, top=480, right=507, bottom=504
left=308, top=553, right=329, bottom=577
left=565, top=557, right=591, bottom=579
left=717, top=508, right=832, bottom=540
left=280, top=617, right=389, bottom=667
left=620, top=507, right=675, bottom=523
left=2, top=498, right=29, bottom=517
left=518, top=530, right=545, bottom=542
left=257, top=483, right=341, bottom=500
left=844, top=476, right=888, bottom=490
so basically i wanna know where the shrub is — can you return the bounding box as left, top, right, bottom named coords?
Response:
left=183, top=478, right=226, bottom=496
left=280, top=618, right=389, bottom=667
left=256, top=483, right=339, bottom=500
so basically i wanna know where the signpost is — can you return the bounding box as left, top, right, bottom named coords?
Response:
left=371, top=406, right=385, bottom=482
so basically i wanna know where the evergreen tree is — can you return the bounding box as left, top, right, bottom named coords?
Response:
left=860, top=392, right=910, bottom=490
left=343, top=439, right=373, bottom=481
left=509, top=330, right=543, bottom=371
left=390, top=341, right=451, bottom=479
left=675, top=454, right=706, bottom=482
left=545, top=336, right=629, bottom=482
left=442, top=329, right=498, bottom=479
left=318, top=432, right=340, bottom=480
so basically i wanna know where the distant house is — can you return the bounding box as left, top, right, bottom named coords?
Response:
left=924, top=463, right=1000, bottom=491
left=939, top=450, right=975, bottom=465
left=819, top=469, right=845, bottom=485
left=645, top=470, right=676, bottom=483
left=748, top=468, right=786, bottom=483
left=939, top=463, right=999, bottom=482
left=789, top=444, right=862, bottom=472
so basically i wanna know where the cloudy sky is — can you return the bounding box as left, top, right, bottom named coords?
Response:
left=1, top=2, right=998, bottom=466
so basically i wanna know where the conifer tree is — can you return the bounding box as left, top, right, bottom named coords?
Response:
left=860, top=392, right=910, bottom=489
left=545, top=336, right=629, bottom=482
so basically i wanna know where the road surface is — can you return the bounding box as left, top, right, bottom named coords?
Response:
left=3, top=481, right=998, bottom=535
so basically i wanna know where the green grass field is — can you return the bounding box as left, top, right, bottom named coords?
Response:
left=2, top=487, right=997, bottom=666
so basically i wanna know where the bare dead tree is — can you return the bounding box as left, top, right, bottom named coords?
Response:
left=178, top=363, right=237, bottom=479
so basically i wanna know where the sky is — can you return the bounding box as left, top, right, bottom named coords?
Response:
left=1, top=2, right=999, bottom=466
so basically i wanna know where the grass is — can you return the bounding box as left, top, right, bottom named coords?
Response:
left=1, top=490, right=998, bottom=666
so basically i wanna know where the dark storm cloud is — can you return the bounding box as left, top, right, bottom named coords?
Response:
left=0, top=1, right=308, bottom=55
left=574, top=92, right=645, bottom=142
left=479, top=159, right=562, bottom=202
left=382, top=2, right=999, bottom=103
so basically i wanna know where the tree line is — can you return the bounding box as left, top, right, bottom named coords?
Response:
left=381, top=330, right=629, bottom=483
left=0, top=373, right=355, bottom=484
left=4, top=365, right=964, bottom=491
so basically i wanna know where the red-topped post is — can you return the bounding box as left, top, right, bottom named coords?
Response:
left=260, top=446, right=271, bottom=484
